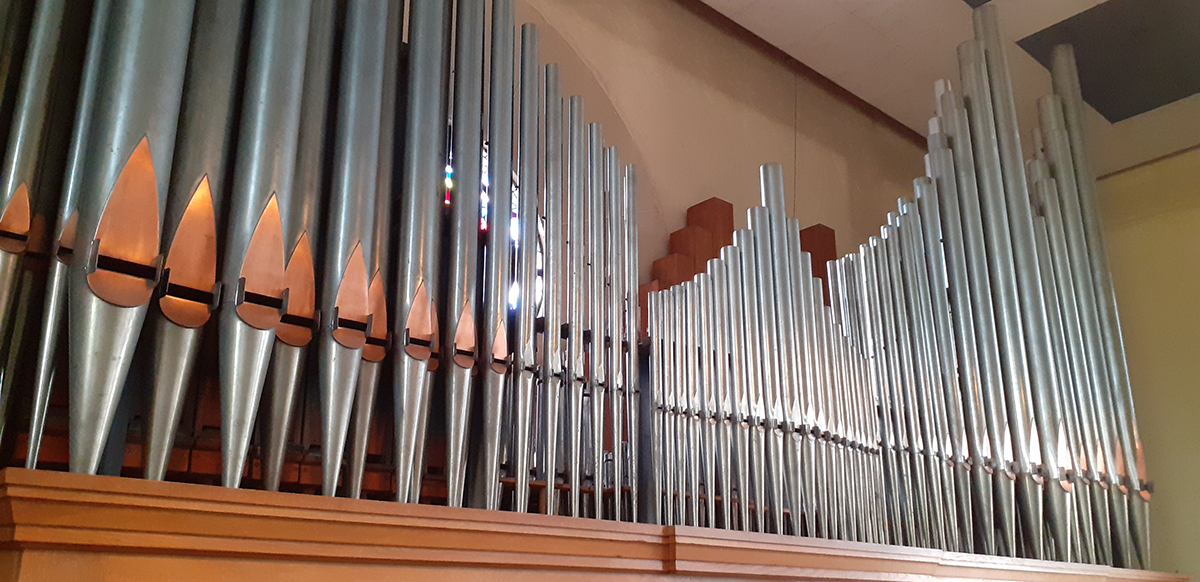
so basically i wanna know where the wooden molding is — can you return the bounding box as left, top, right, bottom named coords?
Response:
left=0, top=468, right=1187, bottom=582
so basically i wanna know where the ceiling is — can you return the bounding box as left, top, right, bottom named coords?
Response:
left=699, top=0, right=1200, bottom=176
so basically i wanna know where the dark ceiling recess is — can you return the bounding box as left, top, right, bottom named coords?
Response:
left=1018, top=0, right=1200, bottom=123
left=962, top=0, right=992, bottom=7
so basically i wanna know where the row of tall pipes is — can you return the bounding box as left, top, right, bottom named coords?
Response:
left=0, top=0, right=641, bottom=516
left=646, top=5, right=1149, bottom=569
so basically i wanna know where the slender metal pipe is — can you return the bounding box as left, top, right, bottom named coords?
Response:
left=564, top=96, right=586, bottom=516
left=720, top=243, right=753, bottom=531
left=975, top=6, right=1070, bottom=558
left=708, top=257, right=734, bottom=529
left=541, top=63, right=565, bottom=515
left=585, top=123, right=608, bottom=519
left=647, top=290, right=664, bottom=523
left=1051, top=45, right=1146, bottom=568
left=0, top=0, right=67, bottom=354
left=348, top=0, right=402, bottom=500
left=264, top=0, right=335, bottom=493
left=68, top=0, right=195, bottom=475
left=0, top=0, right=74, bottom=457
left=1037, top=95, right=1111, bottom=563
left=26, top=0, right=110, bottom=469
left=959, top=38, right=1042, bottom=556
left=440, top=0, right=485, bottom=509
left=623, top=164, right=641, bottom=522
left=510, top=23, right=540, bottom=513
left=937, top=81, right=1017, bottom=556
left=144, top=0, right=246, bottom=483
left=394, top=0, right=452, bottom=503
left=316, top=0, right=386, bottom=497
left=897, top=198, right=954, bottom=551
left=605, top=147, right=626, bottom=521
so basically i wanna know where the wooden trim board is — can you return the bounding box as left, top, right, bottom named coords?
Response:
left=0, top=468, right=1186, bottom=581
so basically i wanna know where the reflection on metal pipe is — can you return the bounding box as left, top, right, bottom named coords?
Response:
left=145, top=0, right=247, bottom=482
left=393, top=0, right=450, bottom=504
left=67, top=0, right=194, bottom=475
left=263, top=0, right=335, bottom=493
left=217, top=0, right=309, bottom=488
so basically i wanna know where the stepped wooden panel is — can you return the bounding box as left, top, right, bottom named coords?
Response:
left=800, top=223, right=837, bottom=305
left=669, top=224, right=720, bottom=266
left=0, top=468, right=1187, bottom=582
left=686, top=197, right=734, bottom=249
left=651, top=253, right=697, bottom=288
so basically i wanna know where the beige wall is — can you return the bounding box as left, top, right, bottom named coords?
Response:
left=514, top=0, right=925, bottom=281
left=1098, top=149, right=1200, bottom=578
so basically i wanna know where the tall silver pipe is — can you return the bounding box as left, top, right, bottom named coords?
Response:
left=1037, top=95, right=1114, bottom=564
left=975, top=6, right=1070, bottom=558
left=1031, top=150, right=1099, bottom=564
left=734, top=224, right=772, bottom=532
left=760, top=164, right=806, bottom=537
left=563, top=96, right=586, bottom=516
left=144, top=0, right=247, bottom=482
left=1051, top=45, right=1147, bottom=568
left=317, top=0, right=386, bottom=497
left=68, top=0, right=194, bottom=475
left=217, top=0, right=310, bottom=488
left=665, top=285, right=683, bottom=524
left=647, top=290, right=664, bottom=523
left=860, top=239, right=912, bottom=544
left=695, top=271, right=717, bottom=527
left=936, top=81, right=1017, bottom=555
left=606, top=147, right=626, bottom=521
left=705, top=256, right=734, bottom=528
left=470, top=0, right=513, bottom=511
left=926, top=131, right=995, bottom=554
left=26, top=0, right=110, bottom=469
left=586, top=123, right=607, bottom=519
left=394, top=0, right=452, bottom=504
left=0, top=0, right=66, bottom=347
left=0, top=0, right=68, bottom=453
left=959, top=38, right=1042, bottom=556
left=877, top=228, right=931, bottom=546
left=348, top=0, right=402, bottom=500
left=510, top=23, right=540, bottom=513
left=441, top=0, right=485, bottom=509
left=541, top=63, right=565, bottom=515
left=794, top=239, right=823, bottom=537
left=1029, top=167, right=1084, bottom=563
left=718, top=245, right=749, bottom=530
left=264, top=0, right=335, bottom=493
left=913, top=176, right=975, bottom=553
left=624, top=163, right=641, bottom=521
left=898, top=199, right=955, bottom=551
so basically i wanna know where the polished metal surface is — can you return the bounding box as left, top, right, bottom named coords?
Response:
left=263, top=0, right=335, bottom=494
left=217, top=0, right=309, bottom=488
left=393, top=0, right=451, bottom=504
left=145, top=0, right=247, bottom=482
left=442, top=0, right=484, bottom=509
left=68, top=0, right=194, bottom=475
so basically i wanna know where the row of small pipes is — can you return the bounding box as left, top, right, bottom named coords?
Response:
left=0, top=0, right=641, bottom=515
left=646, top=5, right=1149, bottom=569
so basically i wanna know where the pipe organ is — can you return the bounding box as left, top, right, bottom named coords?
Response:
left=647, top=4, right=1150, bottom=569
left=0, top=0, right=1153, bottom=572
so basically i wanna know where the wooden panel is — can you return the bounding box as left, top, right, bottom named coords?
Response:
left=686, top=197, right=735, bottom=250
left=669, top=225, right=719, bottom=266
left=800, top=223, right=836, bottom=306
left=651, top=253, right=697, bottom=288
left=0, top=469, right=1187, bottom=582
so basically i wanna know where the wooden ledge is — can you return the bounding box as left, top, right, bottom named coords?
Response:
left=0, top=468, right=1187, bottom=582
